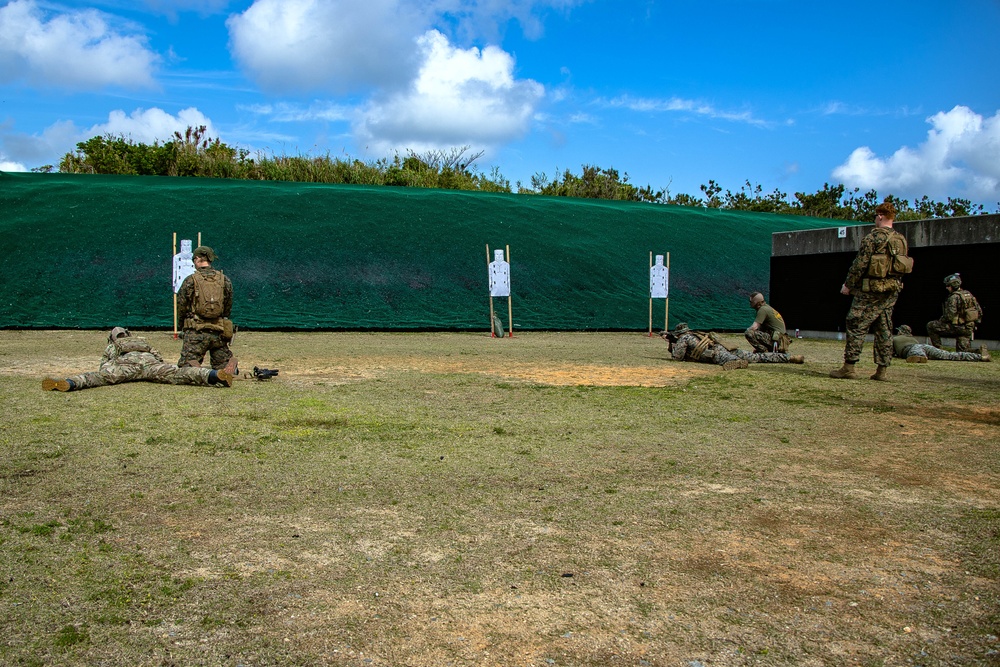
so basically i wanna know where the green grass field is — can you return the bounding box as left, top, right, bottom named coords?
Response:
left=1, top=330, right=998, bottom=666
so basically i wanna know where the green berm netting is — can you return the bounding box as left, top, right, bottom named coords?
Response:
left=0, top=172, right=838, bottom=331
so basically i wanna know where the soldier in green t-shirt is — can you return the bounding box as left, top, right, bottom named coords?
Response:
left=744, top=292, right=789, bottom=353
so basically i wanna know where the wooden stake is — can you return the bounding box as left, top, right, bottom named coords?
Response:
left=172, top=233, right=178, bottom=338
left=664, top=252, right=671, bottom=332
left=486, top=245, right=496, bottom=336
left=648, top=251, right=653, bottom=336
left=505, top=245, right=513, bottom=337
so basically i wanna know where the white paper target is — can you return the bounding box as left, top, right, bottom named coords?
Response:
left=172, top=239, right=195, bottom=293
left=649, top=255, right=668, bottom=298
left=488, top=249, right=510, bottom=297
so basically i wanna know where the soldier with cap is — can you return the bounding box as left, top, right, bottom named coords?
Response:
left=893, top=325, right=990, bottom=363
left=926, top=273, right=983, bottom=352
left=662, top=322, right=804, bottom=370
left=42, top=327, right=234, bottom=391
left=176, top=245, right=238, bottom=373
left=744, top=291, right=790, bottom=353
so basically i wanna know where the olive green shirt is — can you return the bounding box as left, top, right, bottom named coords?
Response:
left=892, top=334, right=920, bottom=357
left=753, top=304, right=786, bottom=338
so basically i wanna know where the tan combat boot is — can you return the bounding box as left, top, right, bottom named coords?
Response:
left=870, top=365, right=889, bottom=381
left=788, top=355, right=805, bottom=364
left=42, top=378, right=73, bottom=391
left=215, top=370, right=235, bottom=387
left=980, top=345, right=992, bottom=362
left=829, top=362, right=856, bottom=379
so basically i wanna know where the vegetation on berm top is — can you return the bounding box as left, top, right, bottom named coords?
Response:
left=47, top=125, right=995, bottom=221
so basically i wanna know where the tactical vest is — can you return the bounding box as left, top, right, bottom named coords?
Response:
left=955, top=290, right=982, bottom=324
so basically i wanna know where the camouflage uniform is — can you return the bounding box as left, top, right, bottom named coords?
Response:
left=671, top=330, right=745, bottom=368
left=926, top=288, right=982, bottom=352
left=892, top=330, right=988, bottom=362
left=744, top=302, right=787, bottom=353
left=839, top=227, right=906, bottom=367
left=177, top=264, right=234, bottom=369
left=66, top=339, right=218, bottom=390
left=732, top=349, right=798, bottom=364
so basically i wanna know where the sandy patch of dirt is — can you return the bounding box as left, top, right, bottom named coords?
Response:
left=259, top=357, right=709, bottom=387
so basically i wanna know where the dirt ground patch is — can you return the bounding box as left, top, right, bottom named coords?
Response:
left=272, top=356, right=709, bottom=386
left=3, top=331, right=999, bottom=666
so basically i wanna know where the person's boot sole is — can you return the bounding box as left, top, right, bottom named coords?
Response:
left=42, top=378, right=71, bottom=391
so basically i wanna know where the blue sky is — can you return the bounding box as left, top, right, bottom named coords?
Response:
left=2, top=0, right=999, bottom=207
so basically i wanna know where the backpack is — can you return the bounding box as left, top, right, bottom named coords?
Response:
left=867, top=228, right=913, bottom=278
left=191, top=270, right=225, bottom=319
left=957, top=290, right=982, bottom=324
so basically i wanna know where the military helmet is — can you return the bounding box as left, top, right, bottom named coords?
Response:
left=943, top=273, right=961, bottom=289
left=108, top=326, right=130, bottom=343
left=673, top=322, right=690, bottom=335
left=895, top=324, right=913, bottom=336
left=193, top=245, right=217, bottom=262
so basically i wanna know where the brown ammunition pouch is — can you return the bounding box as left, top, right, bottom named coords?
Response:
left=184, top=315, right=225, bottom=334
left=221, top=318, right=235, bottom=341
left=775, top=333, right=792, bottom=353
left=690, top=334, right=712, bottom=360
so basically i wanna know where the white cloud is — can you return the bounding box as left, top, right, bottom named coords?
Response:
left=241, top=101, right=353, bottom=124
left=0, top=108, right=216, bottom=170
left=832, top=106, right=1000, bottom=201
left=1, top=119, right=80, bottom=169
left=226, top=0, right=424, bottom=95
left=1, top=158, right=28, bottom=171
left=0, top=0, right=157, bottom=89
left=355, top=30, right=543, bottom=153
left=601, top=94, right=771, bottom=128
left=87, top=107, right=217, bottom=144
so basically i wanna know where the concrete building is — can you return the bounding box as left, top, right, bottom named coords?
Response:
left=770, top=214, right=997, bottom=345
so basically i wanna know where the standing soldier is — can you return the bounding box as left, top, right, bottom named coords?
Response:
left=926, top=273, right=983, bottom=352
left=744, top=292, right=790, bottom=353
left=177, top=246, right=238, bottom=373
left=830, top=201, right=913, bottom=381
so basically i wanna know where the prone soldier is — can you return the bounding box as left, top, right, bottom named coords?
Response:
left=42, top=327, right=234, bottom=391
